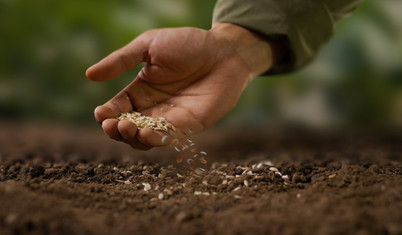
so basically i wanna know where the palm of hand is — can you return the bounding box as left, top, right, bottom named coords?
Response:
left=87, top=27, right=252, bottom=149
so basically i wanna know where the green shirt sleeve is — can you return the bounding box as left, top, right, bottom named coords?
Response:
left=213, top=0, right=362, bottom=75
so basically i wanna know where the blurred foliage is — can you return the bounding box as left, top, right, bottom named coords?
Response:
left=0, top=0, right=401, bottom=130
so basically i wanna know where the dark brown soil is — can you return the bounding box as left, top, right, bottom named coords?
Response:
left=0, top=121, right=401, bottom=235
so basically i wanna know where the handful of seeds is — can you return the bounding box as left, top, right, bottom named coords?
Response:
left=117, top=111, right=209, bottom=173
left=117, top=111, right=176, bottom=132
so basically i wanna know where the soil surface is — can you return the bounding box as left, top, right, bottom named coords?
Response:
left=0, top=121, right=401, bottom=235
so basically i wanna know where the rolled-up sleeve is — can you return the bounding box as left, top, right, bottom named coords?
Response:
left=213, top=0, right=362, bottom=74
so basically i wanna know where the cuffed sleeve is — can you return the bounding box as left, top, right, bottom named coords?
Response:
left=213, top=0, right=362, bottom=74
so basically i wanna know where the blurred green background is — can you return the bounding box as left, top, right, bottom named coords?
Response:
left=1, top=0, right=401, bottom=131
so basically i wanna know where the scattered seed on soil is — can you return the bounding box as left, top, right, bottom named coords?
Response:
left=176, top=156, right=183, bottom=163
left=194, top=168, right=203, bottom=175
left=186, top=159, right=194, bottom=165
left=158, top=193, right=164, bottom=200
left=269, top=167, right=279, bottom=172
left=142, top=183, right=151, bottom=191
left=233, top=186, right=241, bottom=192
left=244, top=180, right=249, bottom=187
left=194, top=191, right=202, bottom=195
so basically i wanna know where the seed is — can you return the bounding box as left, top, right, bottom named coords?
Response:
left=173, top=146, right=181, bottom=152
left=193, top=154, right=198, bottom=158
left=244, top=180, right=249, bottom=187
left=269, top=167, right=279, bottom=172
left=202, top=192, right=210, bottom=196
left=161, top=135, right=169, bottom=143
left=194, top=168, right=203, bottom=175
left=176, top=155, right=183, bottom=163
left=194, top=191, right=202, bottom=195
left=186, top=159, right=194, bottom=165
left=124, top=180, right=132, bottom=185
left=282, top=175, right=289, bottom=180
left=171, top=138, right=179, bottom=146
left=177, top=173, right=183, bottom=178
left=263, top=160, right=273, bottom=166
left=232, top=186, right=241, bottom=192
left=158, top=193, right=164, bottom=200
left=222, top=180, right=228, bottom=185
left=199, top=157, right=207, bottom=164
left=202, top=180, right=208, bottom=186
left=234, top=195, right=242, bottom=199
left=190, top=147, right=197, bottom=153
left=142, top=183, right=151, bottom=191
left=200, top=151, right=207, bottom=156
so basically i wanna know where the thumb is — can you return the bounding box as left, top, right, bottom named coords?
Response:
left=86, top=35, right=150, bottom=82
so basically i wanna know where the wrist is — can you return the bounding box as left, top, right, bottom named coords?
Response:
left=210, top=22, right=274, bottom=77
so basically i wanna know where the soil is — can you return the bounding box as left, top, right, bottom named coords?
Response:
left=0, top=121, right=401, bottom=235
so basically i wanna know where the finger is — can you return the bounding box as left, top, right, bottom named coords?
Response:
left=117, top=120, right=152, bottom=150
left=95, top=91, right=134, bottom=123
left=102, top=118, right=122, bottom=141
left=117, top=120, right=138, bottom=140
left=86, top=35, right=150, bottom=82
left=137, top=128, right=170, bottom=147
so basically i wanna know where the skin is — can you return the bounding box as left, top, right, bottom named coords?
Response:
left=86, top=23, right=275, bottom=150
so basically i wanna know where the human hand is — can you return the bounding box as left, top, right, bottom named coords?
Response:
left=86, top=23, right=274, bottom=150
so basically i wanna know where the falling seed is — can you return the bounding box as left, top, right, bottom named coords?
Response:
left=181, top=145, right=189, bottom=151
left=186, top=159, right=194, bottom=165
left=193, top=154, right=198, bottom=158
left=296, top=193, right=302, bottom=199
left=199, top=157, right=207, bottom=164
left=202, top=180, right=208, bottom=186
left=177, top=173, right=183, bottom=178
left=202, top=192, right=210, bottom=196
left=161, top=135, right=169, bottom=144
left=234, top=195, right=242, bottom=199
left=328, top=174, right=336, bottom=179
left=194, top=191, right=202, bottom=195
left=190, top=147, right=197, bottom=153
left=158, top=193, right=164, bottom=200
left=177, top=155, right=183, bottom=163
left=282, top=175, right=289, bottom=180
left=174, top=146, right=181, bottom=152
left=200, top=151, right=207, bottom=156
left=171, top=138, right=179, bottom=146
left=275, top=171, right=282, bottom=177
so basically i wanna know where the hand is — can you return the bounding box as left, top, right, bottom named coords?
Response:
left=86, top=23, right=274, bottom=150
